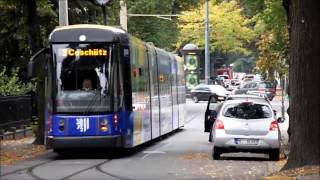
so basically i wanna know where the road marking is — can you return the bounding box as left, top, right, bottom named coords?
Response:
left=141, top=150, right=166, bottom=159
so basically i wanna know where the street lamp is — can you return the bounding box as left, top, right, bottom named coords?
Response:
left=204, top=0, right=210, bottom=84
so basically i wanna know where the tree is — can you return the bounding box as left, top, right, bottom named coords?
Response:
left=177, top=0, right=256, bottom=55
left=127, top=0, right=180, bottom=50
left=283, top=0, right=320, bottom=169
left=253, top=0, right=289, bottom=80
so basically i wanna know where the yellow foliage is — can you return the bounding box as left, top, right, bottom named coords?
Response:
left=177, top=0, right=256, bottom=55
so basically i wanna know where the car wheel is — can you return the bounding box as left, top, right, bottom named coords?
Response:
left=193, top=96, right=199, bottom=103
left=212, top=146, right=221, bottom=160
left=269, top=149, right=280, bottom=161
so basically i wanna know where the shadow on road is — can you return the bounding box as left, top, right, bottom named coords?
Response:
left=54, top=128, right=185, bottom=160
left=219, top=153, right=270, bottom=161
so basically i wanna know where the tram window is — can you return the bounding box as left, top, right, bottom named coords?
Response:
left=60, top=69, right=99, bottom=91
left=53, top=43, right=112, bottom=113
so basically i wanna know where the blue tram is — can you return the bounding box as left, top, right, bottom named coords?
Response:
left=31, top=24, right=185, bottom=151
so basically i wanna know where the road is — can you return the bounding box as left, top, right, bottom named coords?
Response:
left=1, top=97, right=289, bottom=179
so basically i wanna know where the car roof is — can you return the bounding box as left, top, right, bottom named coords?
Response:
left=227, top=94, right=265, bottom=99
left=226, top=94, right=269, bottom=102
left=195, top=84, right=225, bottom=88
left=222, top=99, right=271, bottom=106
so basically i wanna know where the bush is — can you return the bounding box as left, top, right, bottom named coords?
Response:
left=0, top=66, right=33, bottom=96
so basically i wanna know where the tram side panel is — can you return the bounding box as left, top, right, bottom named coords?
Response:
left=176, top=56, right=186, bottom=127
left=156, top=49, right=173, bottom=135
left=129, top=37, right=152, bottom=147
left=171, top=55, right=179, bottom=130
left=146, top=44, right=161, bottom=139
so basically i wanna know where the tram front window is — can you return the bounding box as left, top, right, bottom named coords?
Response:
left=52, top=44, right=113, bottom=113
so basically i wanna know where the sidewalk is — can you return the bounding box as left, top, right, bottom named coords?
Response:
left=0, top=136, right=46, bottom=166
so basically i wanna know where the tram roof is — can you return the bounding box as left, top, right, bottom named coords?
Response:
left=49, top=24, right=128, bottom=43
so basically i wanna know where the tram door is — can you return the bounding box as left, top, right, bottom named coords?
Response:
left=146, top=45, right=160, bottom=139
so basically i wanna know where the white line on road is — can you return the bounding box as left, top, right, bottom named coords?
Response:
left=141, top=150, right=166, bottom=159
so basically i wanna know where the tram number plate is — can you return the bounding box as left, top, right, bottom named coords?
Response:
left=235, top=138, right=258, bottom=145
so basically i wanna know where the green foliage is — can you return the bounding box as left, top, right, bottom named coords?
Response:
left=0, top=0, right=193, bottom=76
left=0, top=67, right=33, bottom=96
left=0, top=0, right=56, bottom=74
left=127, top=0, right=180, bottom=50
left=253, top=0, right=289, bottom=78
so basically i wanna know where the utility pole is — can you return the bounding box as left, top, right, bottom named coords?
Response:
left=204, top=0, right=210, bottom=84
left=95, top=0, right=110, bottom=25
left=101, top=5, right=107, bottom=25
left=120, top=0, right=128, bottom=31
left=59, top=0, right=68, bottom=26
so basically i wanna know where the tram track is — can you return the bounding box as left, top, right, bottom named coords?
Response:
left=1, top=156, right=120, bottom=180
left=1, top=159, right=53, bottom=178
left=24, top=159, right=113, bottom=180
left=95, top=162, right=131, bottom=180
left=59, top=159, right=111, bottom=180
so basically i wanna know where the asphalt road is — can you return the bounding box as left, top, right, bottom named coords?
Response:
left=1, top=98, right=289, bottom=180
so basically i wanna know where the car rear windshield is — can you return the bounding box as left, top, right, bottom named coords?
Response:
left=222, top=102, right=272, bottom=119
left=259, top=82, right=272, bottom=88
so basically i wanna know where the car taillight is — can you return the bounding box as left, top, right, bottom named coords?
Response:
left=215, top=119, right=224, bottom=129
left=269, top=120, right=278, bottom=131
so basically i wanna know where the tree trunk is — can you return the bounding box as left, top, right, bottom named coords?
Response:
left=24, top=0, right=44, bottom=145
left=25, top=0, right=41, bottom=53
left=284, top=0, right=320, bottom=169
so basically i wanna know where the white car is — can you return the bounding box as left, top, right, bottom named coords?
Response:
left=211, top=99, right=283, bottom=160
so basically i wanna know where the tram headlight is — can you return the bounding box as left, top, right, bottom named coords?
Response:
left=100, top=118, right=108, bottom=132
left=58, top=119, right=65, bottom=131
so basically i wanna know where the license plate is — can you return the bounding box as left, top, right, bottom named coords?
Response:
left=235, top=138, right=259, bottom=145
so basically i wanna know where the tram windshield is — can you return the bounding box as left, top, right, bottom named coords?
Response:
left=52, top=43, right=113, bottom=113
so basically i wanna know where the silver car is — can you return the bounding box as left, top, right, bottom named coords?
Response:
left=211, top=99, right=283, bottom=160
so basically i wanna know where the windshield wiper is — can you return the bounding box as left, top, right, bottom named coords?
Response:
left=83, top=91, right=100, bottom=115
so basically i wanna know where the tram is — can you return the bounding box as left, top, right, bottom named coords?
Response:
left=28, top=24, right=185, bottom=151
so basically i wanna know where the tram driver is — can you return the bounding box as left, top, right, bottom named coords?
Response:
left=82, top=78, right=92, bottom=91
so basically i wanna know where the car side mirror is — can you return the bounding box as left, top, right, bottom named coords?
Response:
left=28, top=48, right=49, bottom=78
left=277, top=117, right=285, bottom=123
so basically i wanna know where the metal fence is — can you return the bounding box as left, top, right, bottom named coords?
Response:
left=0, top=95, right=32, bottom=131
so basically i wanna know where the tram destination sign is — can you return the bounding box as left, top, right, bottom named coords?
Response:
left=61, top=48, right=108, bottom=57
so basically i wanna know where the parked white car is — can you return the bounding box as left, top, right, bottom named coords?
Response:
left=211, top=99, right=283, bottom=160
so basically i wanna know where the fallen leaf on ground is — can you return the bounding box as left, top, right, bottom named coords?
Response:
left=264, top=165, right=320, bottom=179
left=1, top=138, right=46, bottom=165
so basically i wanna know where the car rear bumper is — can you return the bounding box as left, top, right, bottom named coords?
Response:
left=46, top=135, right=125, bottom=149
left=213, top=131, right=280, bottom=149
